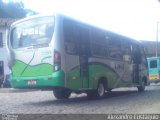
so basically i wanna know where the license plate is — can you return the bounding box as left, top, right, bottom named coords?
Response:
left=27, top=80, right=37, bottom=85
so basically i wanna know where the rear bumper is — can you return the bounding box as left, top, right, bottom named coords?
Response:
left=11, top=70, right=65, bottom=89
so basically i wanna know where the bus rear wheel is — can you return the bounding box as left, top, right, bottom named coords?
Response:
left=87, top=81, right=106, bottom=99
left=53, top=89, right=71, bottom=99
left=137, top=79, right=145, bottom=92
left=97, top=82, right=105, bottom=97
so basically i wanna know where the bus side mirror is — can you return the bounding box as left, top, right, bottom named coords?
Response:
left=123, top=55, right=131, bottom=62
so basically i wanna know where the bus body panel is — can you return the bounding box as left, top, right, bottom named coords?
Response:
left=7, top=14, right=148, bottom=93
left=11, top=47, right=53, bottom=77
left=11, top=70, right=65, bottom=89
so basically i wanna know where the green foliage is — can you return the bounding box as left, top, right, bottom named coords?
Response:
left=0, top=0, right=36, bottom=18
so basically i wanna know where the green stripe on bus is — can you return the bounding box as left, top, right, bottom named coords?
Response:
left=12, top=60, right=53, bottom=77
left=66, top=63, right=119, bottom=90
left=11, top=70, right=65, bottom=88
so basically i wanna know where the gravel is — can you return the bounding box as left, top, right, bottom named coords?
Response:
left=0, top=85, right=160, bottom=114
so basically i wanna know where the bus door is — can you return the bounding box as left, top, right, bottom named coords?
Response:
left=132, top=44, right=141, bottom=84
left=77, top=26, right=90, bottom=88
left=64, top=21, right=90, bottom=89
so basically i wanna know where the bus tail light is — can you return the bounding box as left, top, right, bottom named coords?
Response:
left=54, top=50, right=61, bottom=71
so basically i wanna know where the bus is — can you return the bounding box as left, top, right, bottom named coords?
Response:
left=7, top=14, right=148, bottom=99
left=147, top=57, right=160, bottom=83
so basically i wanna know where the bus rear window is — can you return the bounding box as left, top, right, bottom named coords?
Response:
left=150, top=60, right=157, bottom=68
left=11, top=17, right=54, bottom=49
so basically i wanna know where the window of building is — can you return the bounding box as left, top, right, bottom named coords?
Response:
left=0, top=33, right=3, bottom=48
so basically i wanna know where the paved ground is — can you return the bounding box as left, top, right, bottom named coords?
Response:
left=1, top=84, right=160, bottom=115
left=1, top=84, right=160, bottom=120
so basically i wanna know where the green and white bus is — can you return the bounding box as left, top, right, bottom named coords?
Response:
left=7, top=14, right=148, bottom=99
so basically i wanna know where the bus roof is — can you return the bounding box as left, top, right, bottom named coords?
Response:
left=10, top=13, right=142, bottom=45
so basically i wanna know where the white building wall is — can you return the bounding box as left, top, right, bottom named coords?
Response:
left=0, top=18, right=18, bottom=77
left=0, top=27, right=10, bottom=75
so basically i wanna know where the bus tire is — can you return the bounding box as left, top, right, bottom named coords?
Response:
left=87, top=80, right=106, bottom=99
left=97, top=81, right=105, bottom=98
left=137, top=79, right=145, bottom=92
left=53, top=89, right=71, bottom=99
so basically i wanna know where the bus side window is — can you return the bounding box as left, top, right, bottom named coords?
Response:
left=91, top=30, right=107, bottom=58
left=122, top=40, right=131, bottom=62
left=76, top=25, right=90, bottom=56
left=108, top=37, right=123, bottom=60
left=150, top=60, right=157, bottom=68
left=63, top=20, right=78, bottom=55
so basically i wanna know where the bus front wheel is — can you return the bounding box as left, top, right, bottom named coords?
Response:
left=53, top=89, right=71, bottom=99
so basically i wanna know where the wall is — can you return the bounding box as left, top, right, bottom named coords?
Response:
left=0, top=26, right=10, bottom=75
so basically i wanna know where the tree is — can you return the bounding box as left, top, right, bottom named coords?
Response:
left=0, top=0, right=36, bottom=18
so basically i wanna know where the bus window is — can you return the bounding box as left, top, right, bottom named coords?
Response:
left=150, top=60, right=157, bottom=68
left=108, top=37, right=123, bottom=60
left=64, top=20, right=78, bottom=55
left=91, top=30, right=107, bottom=57
left=76, top=25, right=90, bottom=56
left=11, top=17, right=54, bottom=49
left=122, top=40, right=131, bottom=62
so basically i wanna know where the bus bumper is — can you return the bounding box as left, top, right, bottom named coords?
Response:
left=10, top=70, right=65, bottom=89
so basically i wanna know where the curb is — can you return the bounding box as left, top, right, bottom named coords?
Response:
left=0, top=88, right=38, bottom=93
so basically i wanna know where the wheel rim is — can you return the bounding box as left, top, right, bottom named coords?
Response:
left=98, top=83, right=105, bottom=97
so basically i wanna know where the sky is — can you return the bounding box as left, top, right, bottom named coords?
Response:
left=4, top=0, right=160, bottom=41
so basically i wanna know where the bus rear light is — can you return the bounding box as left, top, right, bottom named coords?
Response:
left=54, top=50, right=61, bottom=71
